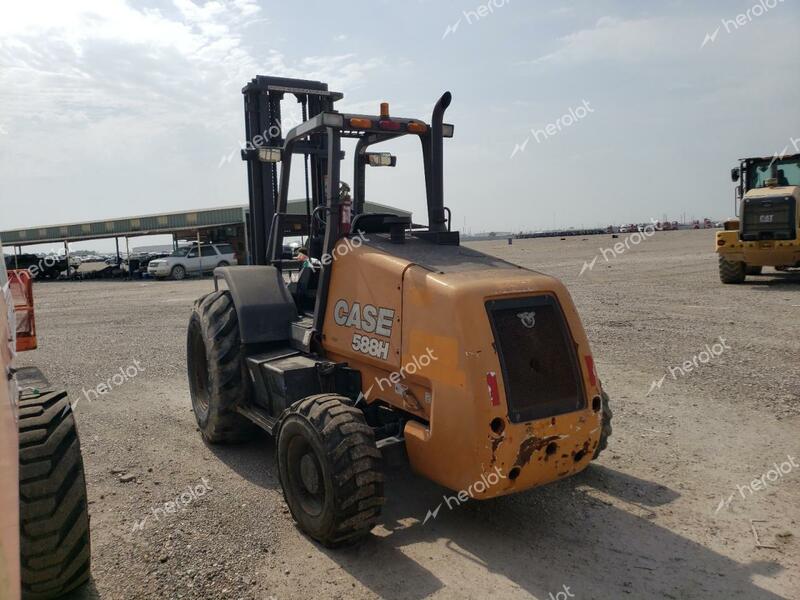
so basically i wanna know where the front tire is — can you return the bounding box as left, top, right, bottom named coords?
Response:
left=187, top=291, right=257, bottom=443
left=18, top=390, right=91, bottom=599
left=718, top=257, right=746, bottom=284
left=277, top=394, right=384, bottom=547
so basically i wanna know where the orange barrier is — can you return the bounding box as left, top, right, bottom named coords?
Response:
left=8, top=270, right=36, bottom=352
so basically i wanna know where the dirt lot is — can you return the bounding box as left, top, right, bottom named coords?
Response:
left=17, top=228, right=799, bottom=600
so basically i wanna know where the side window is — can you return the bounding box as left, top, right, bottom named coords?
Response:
left=187, top=248, right=198, bottom=258
left=200, top=246, right=217, bottom=257
left=215, top=244, right=234, bottom=256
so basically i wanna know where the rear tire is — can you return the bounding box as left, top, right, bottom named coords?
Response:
left=171, top=265, right=186, bottom=281
left=593, top=391, right=612, bottom=460
left=745, top=265, right=762, bottom=276
left=187, top=291, right=257, bottom=443
left=718, top=257, right=746, bottom=284
left=277, top=394, right=384, bottom=547
left=18, top=390, right=91, bottom=599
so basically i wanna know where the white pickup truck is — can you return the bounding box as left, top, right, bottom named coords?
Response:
left=147, top=243, right=238, bottom=280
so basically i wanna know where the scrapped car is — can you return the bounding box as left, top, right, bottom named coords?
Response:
left=147, top=243, right=237, bottom=280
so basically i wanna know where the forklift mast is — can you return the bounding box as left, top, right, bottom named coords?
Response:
left=240, top=75, right=456, bottom=338
left=241, top=76, right=343, bottom=266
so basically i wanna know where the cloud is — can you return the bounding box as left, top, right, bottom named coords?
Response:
left=525, top=12, right=800, bottom=70
left=526, top=16, right=690, bottom=66
left=0, top=0, right=386, bottom=182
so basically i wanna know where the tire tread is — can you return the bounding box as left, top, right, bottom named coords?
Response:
left=18, top=390, right=91, bottom=599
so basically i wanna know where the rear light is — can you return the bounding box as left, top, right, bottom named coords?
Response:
left=407, top=121, right=427, bottom=134
left=486, top=372, right=500, bottom=406
left=379, top=120, right=401, bottom=131
left=349, top=117, right=372, bottom=129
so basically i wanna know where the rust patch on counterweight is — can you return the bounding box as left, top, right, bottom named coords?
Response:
left=513, top=435, right=562, bottom=468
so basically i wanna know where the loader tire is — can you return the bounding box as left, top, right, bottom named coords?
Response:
left=718, top=257, right=746, bottom=284
left=593, top=391, right=612, bottom=460
left=187, top=290, right=257, bottom=443
left=277, top=394, right=384, bottom=547
left=18, top=390, right=91, bottom=599
left=745, top=265, right=762, bottom=276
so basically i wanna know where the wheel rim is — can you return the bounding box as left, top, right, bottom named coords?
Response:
left=188, top=324, right=210, bottom=414
left=286, top=434, right=325, bottom=517
left=174, top=266, right=185, bottom=279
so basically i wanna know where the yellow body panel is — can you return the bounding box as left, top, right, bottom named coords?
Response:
left=716, top=186, right=800, bottom=266
left=323, top=241, right=603, bottom=497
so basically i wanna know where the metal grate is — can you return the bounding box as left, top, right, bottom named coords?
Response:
left=742, top=197, right=795, bottom=241
left=486, top=295, right=584, bottom=422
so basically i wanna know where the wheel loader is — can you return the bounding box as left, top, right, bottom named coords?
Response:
left=717, top=152, right=800, bottom=283
left=187, top=75, right=612, bottom=546
left=0, top=242, right=91, bottom=599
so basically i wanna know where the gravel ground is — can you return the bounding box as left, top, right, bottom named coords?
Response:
left=16, top=228, right=800, bottom=600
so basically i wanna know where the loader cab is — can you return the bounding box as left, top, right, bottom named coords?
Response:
left=733, top=153, right=800, bottom=199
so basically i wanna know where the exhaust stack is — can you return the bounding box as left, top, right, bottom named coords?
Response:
left=428, top=91, right=452, bottom=233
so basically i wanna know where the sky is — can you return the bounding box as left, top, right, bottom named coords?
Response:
left=1, top=0, right=799, bottom=253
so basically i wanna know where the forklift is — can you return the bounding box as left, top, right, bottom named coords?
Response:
left=187, top=75, right=612, bottom=546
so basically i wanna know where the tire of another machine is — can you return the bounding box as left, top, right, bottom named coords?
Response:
left=718, top=257, right=746, bottom=284
left=18, top=390, right=91, bottom=599
left=745, top=265, right=762, bottom=276
left=187, top=290, right=257, bottom=443
left=593, top=391, right=613, bottom=460
left=276, top=394, right=384, bottom=547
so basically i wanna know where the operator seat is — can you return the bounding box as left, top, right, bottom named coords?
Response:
left=293, top=264, right=319, bottom=313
